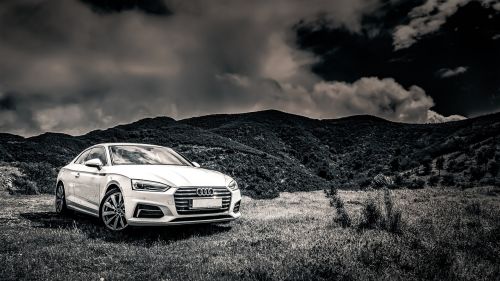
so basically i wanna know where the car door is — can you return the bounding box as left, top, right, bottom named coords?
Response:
left=76, top=147, right=108, bottom=213
left=65, top=148, right=91, bottom=206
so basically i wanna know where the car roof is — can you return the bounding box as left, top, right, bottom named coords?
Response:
left=91, top=143, right=171, bottom=149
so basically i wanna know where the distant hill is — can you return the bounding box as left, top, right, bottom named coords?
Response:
left=1, top=110, right=499, bottom=198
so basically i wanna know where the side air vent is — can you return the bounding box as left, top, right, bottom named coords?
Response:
left=233, top=200, right=241, bottom=213
left=134, top=204, right=164, bottom=218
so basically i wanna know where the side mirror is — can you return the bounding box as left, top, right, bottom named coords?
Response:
left=85, top=158, right=103, bottom=170
left=192, top=162, right=200, bottom=168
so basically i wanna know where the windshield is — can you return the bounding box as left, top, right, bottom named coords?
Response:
left=109, top=145, right=192, bottom=166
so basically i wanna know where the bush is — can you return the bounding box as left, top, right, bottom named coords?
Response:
left=335, top=201, right=352, bottom=228
left=14, top=162, right=58, bottom=194
left=326, top=187, right=352, bottom=228
left=393, top=174, right=404, bottom=187
left=9, top=176, right=38, bottom=195
left=470, top=166, right=485, bottom=182
left=371, top=174, right=394, bottom=189
left=384, top=189, right=403, bottom=234
left=441, top=174, right=455, bottom=187
left=428, top=175, right=440, bottom=187
left=408, top=178, right=425, bottom=189
left=421, top=157, right=432, bottom=175
left=359, top=199, right=383, bottom=229
left=359, top=190, right=403, bottom=234
left=465, top=202, right=481, bottom=216
left=446, top=159, right=457, bottom=172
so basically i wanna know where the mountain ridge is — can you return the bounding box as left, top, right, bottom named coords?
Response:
left=1, top=109, right=499, bottom=198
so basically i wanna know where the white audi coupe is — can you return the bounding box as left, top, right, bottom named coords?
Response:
left=55, top=143, right=241, bottom=231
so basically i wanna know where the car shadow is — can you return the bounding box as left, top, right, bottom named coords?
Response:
left=20, top=211, right=233, bottom=246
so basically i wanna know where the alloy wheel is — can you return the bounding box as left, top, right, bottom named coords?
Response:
left=102, top=192, right=128, bottom=231
left=55, top=184, right=65, bottom=213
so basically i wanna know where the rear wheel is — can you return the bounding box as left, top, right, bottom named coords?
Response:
left=55, top=183, right=68, bottom=214
left=100, top=189, right=128, bottom=231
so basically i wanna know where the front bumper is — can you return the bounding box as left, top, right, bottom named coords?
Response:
left=123, top=186, right=241, bottom=226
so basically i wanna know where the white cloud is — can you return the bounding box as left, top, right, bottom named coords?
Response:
left=427, top=110, right=466, bottom=123
left=437, top=66, right=468, bottom=78
left=393, top=0, right=495, bottom=50
left=308, top=77, right=436, bottom=123
left=218, top=75, right=455, bottom=123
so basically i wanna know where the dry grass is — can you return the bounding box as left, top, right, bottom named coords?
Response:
left=1, top=187, right=500, bottom=280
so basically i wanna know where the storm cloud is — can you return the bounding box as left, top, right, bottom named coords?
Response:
left=0, top=0, right=477, bottom=136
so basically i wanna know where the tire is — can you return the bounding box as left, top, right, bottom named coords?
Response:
left=100, top=189, right=128, bottom=231
left=55, top=183, right=68, bottom=214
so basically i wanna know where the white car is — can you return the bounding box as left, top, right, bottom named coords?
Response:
left=55, top=143, right=241, bottom=231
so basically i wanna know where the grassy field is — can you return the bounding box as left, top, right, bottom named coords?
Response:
left=1, top=187, right=500, bottom=280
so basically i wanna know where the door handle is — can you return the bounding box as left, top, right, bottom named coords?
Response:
left=74, top=172, right=80, bottom=178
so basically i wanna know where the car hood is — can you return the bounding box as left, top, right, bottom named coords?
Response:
left=104, top=165, right=229, bottom=187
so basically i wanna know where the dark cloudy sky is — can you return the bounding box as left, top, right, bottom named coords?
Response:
left=0, top=0, right=499, bottom=136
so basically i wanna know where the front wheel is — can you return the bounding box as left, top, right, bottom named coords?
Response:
left=100, top=189, right=128, bottom=231
left=55, top=183, right=68, bottom=214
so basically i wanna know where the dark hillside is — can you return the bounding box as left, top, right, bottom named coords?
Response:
left=1, top=110, right=499, bottom=198
left=183, top=110, right=500, bottom=189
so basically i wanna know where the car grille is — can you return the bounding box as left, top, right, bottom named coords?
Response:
left=174, top=186, right=231, bottom=215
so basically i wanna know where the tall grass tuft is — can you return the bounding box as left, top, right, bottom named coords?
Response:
left=383, top=189, right=403, bottom=234
left=359, top=189, right=403, bottom=234
left=325, top=185, right=352, bottom=228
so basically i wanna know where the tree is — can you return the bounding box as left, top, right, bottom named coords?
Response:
left=488, top=160, right=499, bottom=180
left=446, top=159, right=457, bottom=172
left=390, top=157, right=400, bottom=173
left=470, top=166, right=485, bottom=182
left=477, top=147, right=490, bottom=172
left=422, top=156, right=432, bottom=175
left=436, top=157, right=444, bottom=176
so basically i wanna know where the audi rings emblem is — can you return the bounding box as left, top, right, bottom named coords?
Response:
left=196, top=187, right=214, bottom=197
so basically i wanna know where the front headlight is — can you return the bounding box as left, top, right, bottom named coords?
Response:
left=228, top=179, right=238, bottom=191
left=131, top=179, right=171, bottom=192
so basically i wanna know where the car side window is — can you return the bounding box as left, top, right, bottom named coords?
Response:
left=86, top=147, right=108, bottom=166
left=74, top=149, right=91, bottom=164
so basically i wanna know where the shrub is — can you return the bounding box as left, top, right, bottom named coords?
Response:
left=446, top=159, right=457, bottom=172
left=384, top=189, right=403, bottom=234
left=371, top=174, right=394, bottom=189
left=326, top=187, right=352, bottom=228
left=421, top=157, right=432, bottom=175
left=436, top=157, right=445, bottom=176
left=408, top=178, right=425, bottom=189
left=14, top=162, right=58, bottom=194
left=334, top=201, right=352, bottom=228
left=359, top=199, right=383, bottom=229
left=441, top=174, right=455, bottom=187
left=359, top=178, right=372, bottom=189
left=326, top=185, right=337, bottom=198
left=359, top=190, right=403, bottom=234
left=465, top=202, right=481, bottom=216
left=393, top=174, right=404, bottom=187
left=488, top=160, right=499, bottom=179
left=470, top=166, right=485, bottom=182
left=389, top=157, right=400, bottom=173
left=9, top=176, right=38, bottom=195
left=428, top=175, right=440, bottom=187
